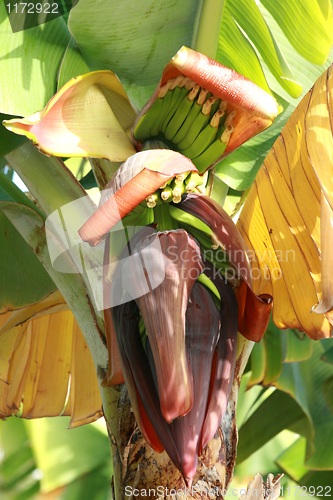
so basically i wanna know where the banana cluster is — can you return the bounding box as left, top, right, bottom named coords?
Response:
left=134, top=76, right=235, bottom=173
left=143, top=171, right=206, bottom=208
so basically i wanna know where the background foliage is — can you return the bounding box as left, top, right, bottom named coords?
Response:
left=0, top=0, right=333, bottom=497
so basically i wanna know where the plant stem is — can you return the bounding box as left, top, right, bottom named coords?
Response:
left=192, top=0, right=225, bottom=58
left=89, top=158, right=121, bottom=190
left=5, top=142, right=89, bottom=215
left=0, top=171, right=45, bottom=217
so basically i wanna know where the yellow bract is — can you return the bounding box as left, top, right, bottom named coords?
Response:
left=237, top=66, right=333, bottom=339
left=3, top=71, right=137, bottom=162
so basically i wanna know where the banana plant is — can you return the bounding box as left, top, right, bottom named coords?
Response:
left=0, top=0, right=333, bottom=498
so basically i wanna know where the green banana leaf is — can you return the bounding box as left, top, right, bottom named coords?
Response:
left=219, top=0, right=302, bottom=98
left=321, top=346, right=333, bottom=365
left=0, top=418, right=40, bottom=499
left=214, top=0, right=333, bottom=191
left=0, top=4, right=70, bottom=116
left=260, top=0, right=333, bottom=65
left=25, top=417, right=112, bottom=493
left=68, top=0, right=203, bottom=86
left=0, top=210, right=55, bottom=311
left=275, top=340, right=333, bottom=470
left=244, top=328, right=333, bottom=471
left=0, top=173, right=55, bottom=311
left=0, top=417, right=112, bottom=499
left=236, top=389, right=307, bottom=465
left=284, top=331, right=313, bottom=363
left=276, top=437, right=333, bottom=493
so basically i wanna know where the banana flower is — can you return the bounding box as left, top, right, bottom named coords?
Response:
left=84, top=149, right=272, bottom=485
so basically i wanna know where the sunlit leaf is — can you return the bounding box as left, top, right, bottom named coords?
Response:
left=260, top=0, right=333, bottom=65
left=0, top=209, right=55, bottom=312
left=219, top=0, right=302, bottom=98
left=25, top=418, right=111, bottom=493
left=237, top=389, right=306, bottom=464
left=57, top=38, right=90, bottom=90
left=68, top=0, right=201, bottom=88
left=275, top=437, right=309, bottom=481
left=275, top=340, right=333, bottom=469
left=0, top=5, right=71, bottom=116
left=215, top=1, right=333, bottom=192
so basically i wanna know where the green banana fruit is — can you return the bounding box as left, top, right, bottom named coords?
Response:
left=160, top=85, right=189, bottom=134
left=148, top=87, right=178, bottom=137
left=197, top=272, right=220, bottom=304
left=176, top=107, right=212, bottom=151
left=133, top=98, right=164, bottom=142
left=168, top=204, right=213, bottom=239
left=163, top=85, right=199, bottom=142
left=174, top=96, right=222, bottom=150
left=160, top=186, right=173, bottom=202
left=122, top=205, right=154, bottom=227
left=134, top=76, right=189, bottom=142
left=171, top=101, right=202, bottom=147
left=184, top=172, right=206, bottom=193
left=191, top=134, right=228, bottom=173
left=181, top=109, right=225, bottom=160
left=149, top=94, right=172, bottom=137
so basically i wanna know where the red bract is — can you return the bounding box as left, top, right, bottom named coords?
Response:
left=126, top=229, right=203, bottom=423
left=79, top=150, right=197, bottom=246
left=162, top=47, right=279, bottom=152
left=110, top=231, right=237, bottom=486
left=180, top=193, right=273, bottom=342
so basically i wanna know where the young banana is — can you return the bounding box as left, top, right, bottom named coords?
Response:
left=168, top=204, right=231, bottom=274
left=181, top=109, right=225, bottom=160
left=149, top=92, right=173, bottom=137
left=171, top=100, right=202, bottom=146
left=133, top=98, right=164, bottom=142
left=160, top=82, right=189, bottom=134
left=163, top=84, right=200, bottom=141
left=191, top=129, right=230, bottom=173
left=175, top=95, right=220, bottom=151
left=168, top=204, right=212, bottom=239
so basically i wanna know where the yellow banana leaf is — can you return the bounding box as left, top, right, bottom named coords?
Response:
left=237, top=65, right=333, bottom=339
left=0, top=292, right=102, bottom=426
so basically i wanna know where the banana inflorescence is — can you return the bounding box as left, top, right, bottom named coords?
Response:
left=134, top=76, right=237, bottom=173
left=110, top=227, right=238, bottom=485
